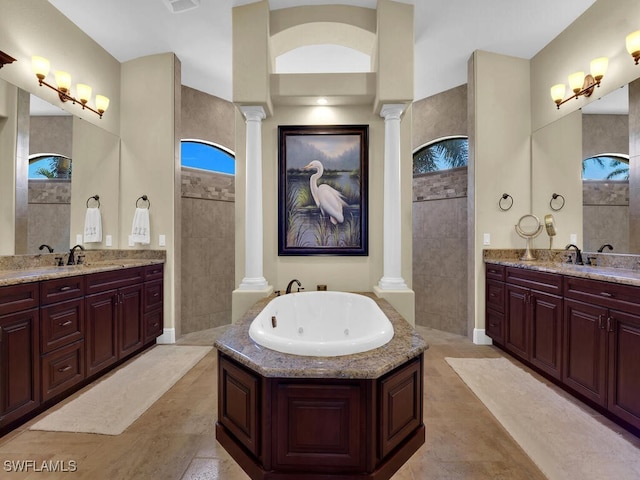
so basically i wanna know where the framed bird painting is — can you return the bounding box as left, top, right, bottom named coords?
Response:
left=278, top=124, right=369, bottom=256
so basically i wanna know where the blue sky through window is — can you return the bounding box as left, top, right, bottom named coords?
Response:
left=582, top=155, right=628, bottom=180
left=181, top=141, right=235, bottom=174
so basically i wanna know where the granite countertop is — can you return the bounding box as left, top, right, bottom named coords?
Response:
left=485, top=256, right=640, bottom=287
left=0, top=251, right=165, bottom=287
left=214, top=293, right=428, bottom=380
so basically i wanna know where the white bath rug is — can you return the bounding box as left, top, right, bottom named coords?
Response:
left=30, top=345, right=212, bottom=435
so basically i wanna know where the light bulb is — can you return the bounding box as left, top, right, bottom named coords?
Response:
left=95, top=95, right=110, bottom=114
left=589, top=57, right=608, bottom=82
left=76, top=83, right=92, bottom=104
left=32, top=56, right=50, bottom=80
left=55, top=71, right=71, bottom=93
left=550, top=84, right=566, bottom=104
left=568, top=71, right=585, bottom=94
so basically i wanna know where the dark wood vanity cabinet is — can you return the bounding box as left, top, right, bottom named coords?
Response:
left=0, top=263, right=164, bottom=434
left=39, top=276, right=86, bottom=402
left=85, top=268, right=144, bottom=377
left=0, top=283, right=40, bottom=428
left=485, top=265, right=505, bottom=344
left=486, top=263, right=640, bottom=433
left=564, top=276, right=640, bottom=430
left=504, top=267, right=563, bottom=380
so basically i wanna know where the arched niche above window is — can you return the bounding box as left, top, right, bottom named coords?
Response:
left=275, top=44, right=371, bottom=74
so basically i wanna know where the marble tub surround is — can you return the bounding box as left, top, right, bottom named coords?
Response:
left=215, top=292, right=428, bottom=379
left=484, top=249, right=640, bottom=287
left=0, top=249, right=165, bottom=286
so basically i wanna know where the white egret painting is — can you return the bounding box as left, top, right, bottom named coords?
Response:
left=278, top=125, right=368, bottom=256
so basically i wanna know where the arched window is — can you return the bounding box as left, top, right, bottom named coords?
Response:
left=29, top=154, right=72, bottom=179
left=413, top=136, right=468, bottom=175
left=181, top=140, right=235, bottom=175
left=582, top=154, right=629, bottom=180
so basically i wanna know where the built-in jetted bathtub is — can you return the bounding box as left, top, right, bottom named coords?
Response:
left=248, top=291, right=394, bottom=356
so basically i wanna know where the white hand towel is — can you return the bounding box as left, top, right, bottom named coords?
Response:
left=83, top=207, right=102, bottom=243
left=131, top=208, right=150, bottom=244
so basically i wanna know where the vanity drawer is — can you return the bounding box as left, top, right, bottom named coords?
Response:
left=40, top=298, right=85, bottom=354
left=505, top=267, right=563, bottom=295
left=564, top=276, right=640, bottom=313
left=144, top=264, right=164, bottom=281
left=485, top=264, right=505, bottom=281
left=41, top=340, right=85, bottom=402
left=40, top=276, right=84, bottom=305
left=0, top=282, right=39, bottom=316
left=143, top=280, right=163, bottom=313
left=85, top=267, right=144, bottom=295
left=486, top=280, right=505, bottom=312
left=144, top=309, right=163, bottom=343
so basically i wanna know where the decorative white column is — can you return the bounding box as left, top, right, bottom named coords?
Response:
left=378, top=104, right=408, bottom=290
left=239, top=106, right=268, bottom=290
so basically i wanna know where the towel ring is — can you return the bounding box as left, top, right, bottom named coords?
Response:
left=86, top=195, right=100, bottom=208
left=498, top=193, right=513, bottom=211
left=550, top=193, right=565, bottom=211
left=136, top=195, right=151, bottom=209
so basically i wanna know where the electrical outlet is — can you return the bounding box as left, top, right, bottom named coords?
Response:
left=76, top=234, right=83, bottom=245
left=483, top=233, right=491, bottom=246
left=570, top=233, right=577, bottom=244
left=128, top=235, right=134, bottom=247
left=159, top=234, right=166, bottom=247
left=105, top=235, right=112, bottom=247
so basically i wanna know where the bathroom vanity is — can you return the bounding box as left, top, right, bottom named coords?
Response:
left=215, top=293, right=427, bottom=480
left=0, top=255, right=164, bottom=434
left=485, top=254, right=640, bottom=435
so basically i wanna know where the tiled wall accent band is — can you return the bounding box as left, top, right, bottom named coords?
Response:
left=413, top=167, right=467, bottom=201
left=28, top=179, right=71, bottom=204
left=181, top=167, right=235, bottom=202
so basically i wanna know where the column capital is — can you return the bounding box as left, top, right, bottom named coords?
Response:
left=240, top=105, right=266, bottom=122
left=380, top=104, right=406, bottom=121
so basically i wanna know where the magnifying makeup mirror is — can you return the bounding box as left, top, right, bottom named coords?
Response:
left=515, top=214, right=544, bottom=260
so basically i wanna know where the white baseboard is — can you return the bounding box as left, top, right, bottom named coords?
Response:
left=473, top=328, right=493, bottom=345
left=156, top=328, right=176, bottom=344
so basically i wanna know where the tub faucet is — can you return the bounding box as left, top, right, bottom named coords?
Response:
left=597, top=243, right=614, bottom=253
left=286, top=279, right=302, bottom=294
left=565, top=244, right=583, bottom=265
left=67, top=244, right=85, bottom=265
left=38, top=244, right=54, bottom=253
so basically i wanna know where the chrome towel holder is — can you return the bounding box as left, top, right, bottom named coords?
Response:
left=136, top=194, right=151, bottom=209
left=86, top=194, right=100, bottom=208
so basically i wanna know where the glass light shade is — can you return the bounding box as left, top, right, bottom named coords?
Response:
left=95, top=95, right=110, bottom=113
left=590, top=57, right=608, bottom=81
left=626, top=30, right=640, bottom=55
left=55, top=71, right=71, bottom=93
left=32, top=56, right=50, bottom=79
left=76, top=83, right=92, bottom=103
left=568, top=71, right=585, bottom=93
left=550, top=84, right=566, bottom=103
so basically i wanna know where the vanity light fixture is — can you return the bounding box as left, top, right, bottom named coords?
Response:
left=317, top=97, right=328, bottom=105
left=0, top=50, right=16, bottom=69
left=627, top=30, right=640, bottom=64
left=31, top=56, right=109, bottom=119
left=550, top=57, right=608, bottom=109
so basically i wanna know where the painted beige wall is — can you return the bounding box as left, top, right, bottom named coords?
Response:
left=0, top=0, right=121, bottom=137
left=468, top=50, right=532, bottom=341
left=120, top=53, right=181, bottom=339
left=530, top=0, right=640, bottom=132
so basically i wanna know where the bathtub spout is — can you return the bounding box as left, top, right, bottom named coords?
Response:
left=286, top=279, right=302, bottom=294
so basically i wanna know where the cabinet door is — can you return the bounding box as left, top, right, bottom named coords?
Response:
left=119, top=284, right=143, bottom=358
left=505, top=284, right=529, bottom=360
left=530, top=292, right=563, bottom=380
left=85, top=290, right=118, bottom=377
left=607, top=309, right=640, bottom=430
left=563, top=299, right=607, bottom=406
left=0, top=309, right=40, bottom=427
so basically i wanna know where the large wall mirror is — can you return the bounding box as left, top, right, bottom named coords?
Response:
left=9, top=88, right=121, bottom=255
left=532, top=78, right=638, bottom=255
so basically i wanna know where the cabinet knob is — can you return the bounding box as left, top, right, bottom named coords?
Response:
left=58, top=365, right=72, bottom=373
left=59, top=320, right=73, bottom=327
left=59, top=285, right=72, bottom=292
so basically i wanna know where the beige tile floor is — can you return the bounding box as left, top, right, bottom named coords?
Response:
left=0, top=325, right=637, bottom=479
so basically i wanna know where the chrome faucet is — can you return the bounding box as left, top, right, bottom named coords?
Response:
left=565, top=244, right=583, bottom=265
left=597, top=243, right=614, bottom=253
left=38, top=244, right=54, bottom=253
left=285, top=279, right=303, bottom=294
left=67, top=244, right=85, bottom=265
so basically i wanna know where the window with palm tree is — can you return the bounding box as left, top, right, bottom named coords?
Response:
left=29, top=155, right=72, bottom=179
left=582, top=154, right=629, bottom=180
left=413, top=136, right=468, bottom=175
